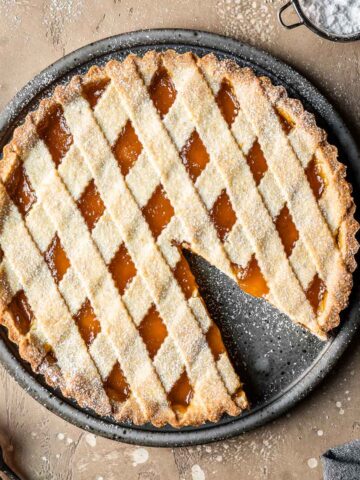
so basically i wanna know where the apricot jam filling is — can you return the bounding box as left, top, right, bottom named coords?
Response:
left=139, top=305, right=168, bottom=359
left=74, top=299, right=101, bottom=346
left=104, top=362, right=131, bottom=403
left=275, top=205, right=299, bottom=258
left=233, top=255, right=269, bottom=298
left=38, top=105, right=73, bottom=167
left=113, top=120, right=143, bottom=177
left=142, top=185, right=174, bottom=239
left=306, top=156, right=326, bottom=200
left=306, top=274, right=327, bottom=314
left=180, top=130, right=210, bottom=182
left=149, top=67, right=177, bottom=118
left=173, top=253, right=198, bottom=300
left=206, top=324, right=226, bottom=361
left=210, top=189, right=237, bottom=242
left=6, top=163, right=36, bottom=216
left=216, top=80, right=239, bottom=126
left=44, top=234, right=70, bottom=284
left=77, top=179, right=105, bottom=231
left=246, top=141, right=268, bottom=186
left=82, top=78, right=110, bottom=109
left=276, top=109, right=294, bottom=135
left=8, top=290, right=34, bottom=335
left=168, top=370, right=194, bottom=415
left=109, top=243, right=137, bottom=296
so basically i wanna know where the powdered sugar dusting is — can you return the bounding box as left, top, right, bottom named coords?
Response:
left=216, top=0, right=279, bottom=44
left=299, top=0, right=360, bottom=37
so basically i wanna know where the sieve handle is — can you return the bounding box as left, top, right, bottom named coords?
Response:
left=278, top=1, right=304, bottom=29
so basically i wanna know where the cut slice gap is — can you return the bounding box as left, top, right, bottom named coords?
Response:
left=112, top=120, right=143, bottom=177
left=44, top=234, right=70, bottom=284
left=168, top=369, right=194, bottom=416
left=77, top=179, right=105, bottom=231
left=180, top=130, right=210, bottom=182
left=142, top=185, right=174, bottom=239
left=7, top=290, right=34, bottom=335
left=5, top=163, right=36, bottom=216
left=216, top=79, right=240, bottom=126
left=210, top=189, right=237, bottom=242
left=82, top=78, right=110, bottom=109
left=305, top=156, right=327, bottom=200
left=104, top=362, right=131, bottom=404
left=246, top=140, right=268, bottom=186
left=38, top=105, right=73, bottom=167
left=109, top=243, right=137, bottom=296
left=138, top=305, right=168, bottom=360
left=183, top=249, right=323, bottom=407
left=73, top=299, right=101, bottom=346
left=149, top=66, right=177, bottom=118
left=275, top=205, right=299, bottom=258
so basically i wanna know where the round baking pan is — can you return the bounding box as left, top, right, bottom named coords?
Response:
left=0, top=29, right=359, bottom=447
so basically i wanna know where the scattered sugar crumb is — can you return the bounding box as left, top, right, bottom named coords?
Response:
left=307, top=457, right=318, bottom=469
left=205, top=446, right=212, bottom=453
left=317, top=430, right=324, bottom=436
left=339, top=409, right=345, bottom=415
left=216, top=0, right=278, bottom=45
left=336, top=401, right=342, bottom=408
left=216, top=455, right=223, bottom=462
left=56, top=454, right=60, bottom=459
left=41, top=456, right=47, bottom=462
left=85, top=433, right=97, bottom=447
left=66, top=437, right=73, bottom=445
left=57, top=433, right=65, bottom=441
left=131, top=448, right=149, bottom=466
left=192, top=464, right=206, bottom=480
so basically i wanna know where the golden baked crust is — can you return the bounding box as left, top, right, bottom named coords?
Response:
left=0, top=50, right=357, bottom=427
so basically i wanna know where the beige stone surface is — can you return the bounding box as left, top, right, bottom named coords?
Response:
left=0, top=1, right=359, bottom=479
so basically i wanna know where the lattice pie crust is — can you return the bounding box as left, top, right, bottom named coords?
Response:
left=0, top=51, right=357, bottom=427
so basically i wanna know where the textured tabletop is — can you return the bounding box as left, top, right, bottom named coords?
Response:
left=0, top=1, right=360, bottom=479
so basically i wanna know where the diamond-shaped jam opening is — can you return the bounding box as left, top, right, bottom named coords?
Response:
left=142, top=185, right=174, bottom=239
left=112, top=121, right=143, bottom=177
left=139, top=305, right=168, bottom=359
left=74, top=299, right=101, bottom=346
left=246, top=140, right=268, bottom=186
left=82, top=78, right=110, bottom=109
left=180, top=131, right=210, bottom=182
left=109, top=243, right=137, bottom=296
left=216, top=79, right=240, bottom=126
left=8, top=290, right=34, bottom=335
left=149, top=67, right=177, bottom=118
left=38, top=105, right=73, bottom=167
left=77, top=180, right=105, bottom=231
left=306, top=156, right=326, bottom=200
left=6, top=163, right=36, bottom=216
left=44, top=234, right=70, bottom=284
left=233, top=255, right=269, bottom=298
left=104, top=362, right=131, bottom=403
left=173, top=254, right=197, bottom=300
left=210, top=189, right=237, bottom=242
left=275, top=205, right=299, bottom=257
left=206, top=324, right=226, bottom=362
left=276, top=109, right=294, bottom=135
left=306, top=274, right=327, bottom=314
left=168, top=369, right=194, bottom=415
